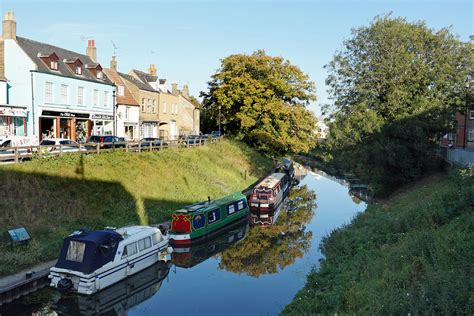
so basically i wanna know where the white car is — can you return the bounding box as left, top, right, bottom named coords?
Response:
left=0, top=138, right=34, bottom=161
left=39, top=138, right=86, bottom=154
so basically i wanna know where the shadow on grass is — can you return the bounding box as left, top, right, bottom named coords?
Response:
left=0, top=168, right=139, bottom=276
left=143, top=197, right=196, bottom=224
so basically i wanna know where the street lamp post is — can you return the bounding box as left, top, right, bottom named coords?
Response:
left=218, top=105, right=221, bottom=135
left=464, top=75, right=471, bottom=149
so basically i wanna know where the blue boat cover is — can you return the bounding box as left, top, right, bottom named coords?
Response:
left=55, top=229, right=123, bottom=274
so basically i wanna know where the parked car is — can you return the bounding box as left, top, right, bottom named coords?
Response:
left=140, top=138, right=168, bottom=147
left=0, top=138, right=32, bottom=161
left=87, top=135, right=126, bottom=149
left=210, top=131, right=222, bottom=138
left=180, top=134, right=204, bottom=146
left=39, top=138, right=85, bottom=154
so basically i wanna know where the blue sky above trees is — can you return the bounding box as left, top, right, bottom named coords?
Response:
left=2, top=0, right=472, bottom=117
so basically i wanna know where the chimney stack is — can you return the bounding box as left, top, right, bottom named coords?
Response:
left=171, top=82, right=178, bottom=96
left=110, top=55, right=117, bottom=71
left=148, top=64, right=157, bottom=76
left=3, top=11, right=16, bottom=40
left=182, top=84, right=189, bottom=98
left=86, top=39, right=97, bottom=62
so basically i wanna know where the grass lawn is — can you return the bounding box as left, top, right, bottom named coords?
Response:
left=283, top=168, right=474, bottom=315
left=0, top=139, right=273, bottom=276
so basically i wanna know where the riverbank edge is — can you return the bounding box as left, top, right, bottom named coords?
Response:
left=282, top=167, right=473, bottom=314
left=0, top=139, right=274, bottom=278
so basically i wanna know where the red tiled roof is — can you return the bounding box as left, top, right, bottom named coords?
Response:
left=104, top=68, right=139, bottom=106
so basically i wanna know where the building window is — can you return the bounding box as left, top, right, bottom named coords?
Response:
left=163, top=102, right=167, bottom=114
left=93, top=89, right=99, bottom=106
left=118, top=85, right=125, bottom=96
left=152, top=100, right=156, bottom=113
left=77, top=87, right=84, bottom=106
left=468, top=129, right=474, bottom=142
left=61, top=84, right=68, bottom=104
left=469, top=110, right=474, bottom=120
left=125, top=106, right=130, bottom=120
left=147, top=99, right=152, bottom=113
left=50, top=61, right=58, bottom=70
left=45, top=82, right=53, bottom=103
left=141, top=98, right=145, bottom=112
left=97, top=71, right=103, bottom=80
left=104, top=91, right=109, bottom=107
left=75, top=65, right=82, bottom=75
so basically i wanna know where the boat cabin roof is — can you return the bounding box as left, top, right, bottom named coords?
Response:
left=255, top=173, right=286, bottom=189
left=115, top=225, right=159, bottom=240
left=175, top=192, right=245, bottom=214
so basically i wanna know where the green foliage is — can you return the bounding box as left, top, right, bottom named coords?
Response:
left=283, top=171, right=474, bottom=314
left=322, top=15, right=474, bottom=194
left=0, top=140, right=273, bottom=276
left=201, top=50, right=319, bottom=154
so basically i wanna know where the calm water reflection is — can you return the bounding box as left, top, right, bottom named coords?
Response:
left=1, top=170, right=366, bottom=315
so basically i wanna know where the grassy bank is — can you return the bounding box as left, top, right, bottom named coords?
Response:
left=0, top=139, right=273, bottom=276
left=283, top=168, right=474, bottom=314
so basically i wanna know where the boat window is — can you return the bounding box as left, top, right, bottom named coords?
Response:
left=122, top=242, right=138, bottom=259
left=152, top=232, right=162, bottom=245
left=138, top=237, right=151, bottom=251
left=208, top=208, right=221, bottom=224
left=193, top=213, right=205, bottom=229
left=66, top=240, right=86, bottom=263
left=238, top=200, right=245, bottom=210
left=227, top=204, right=235, bottom=215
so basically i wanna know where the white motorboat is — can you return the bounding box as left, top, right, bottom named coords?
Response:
left=49, top=225, right=172, bottom=295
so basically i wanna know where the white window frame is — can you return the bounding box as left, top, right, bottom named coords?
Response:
left=50, top=61, right=58, bottom=70
left=125, top=106, right=130, bottom=120
left=97, top=71, right=103, bottom=80
left=45, top=82, right=53, bottom=103
left=104, top=91, right=109, bottom=107
left=153, top=99, right=156, bottom=113
left=60, top=84, right=68, bottom=104
left=163, top=102, right=167, bottom=114
left=75, top=65, right=82, bottom=75
left=469, top=110, right=474, bottom=120
left=468, top=128, right=474, bottom=142
left=77, top=86, right=84, bottom=106
left=93, top=89, right=99, bottom=106
left=118, top=85, right=125, bottom=96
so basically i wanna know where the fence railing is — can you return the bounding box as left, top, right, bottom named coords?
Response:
left=439, top=146, right=474, bottom=166
left=0, top=136, right=223, bottom=164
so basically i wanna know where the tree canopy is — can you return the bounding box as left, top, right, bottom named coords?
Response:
left=201, top=50, right=319, bottom=154
left=322, top=15, right=473, bottom=194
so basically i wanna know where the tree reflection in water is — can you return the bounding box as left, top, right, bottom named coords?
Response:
left=218, top=185, right=316, bottom=277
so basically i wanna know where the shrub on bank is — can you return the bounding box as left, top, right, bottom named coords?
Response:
left=283, top=168, right=474, bottom=314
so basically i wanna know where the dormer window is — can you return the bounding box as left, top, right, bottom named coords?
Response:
left=86, top=63, right=104, bottom=80
left=39, top=52, right=59, bottom=71
left=65, top=58, right=83, bottom=76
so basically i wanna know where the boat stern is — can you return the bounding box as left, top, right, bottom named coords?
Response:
left=49, top=267, right=96, bottom=295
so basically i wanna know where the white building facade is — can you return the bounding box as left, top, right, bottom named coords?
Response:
left=2, top=12, right=115, bottom=142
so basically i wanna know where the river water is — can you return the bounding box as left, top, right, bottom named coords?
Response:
left=1, top=169, right=366, bottom=316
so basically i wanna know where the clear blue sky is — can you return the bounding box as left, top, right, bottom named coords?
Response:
left=2, top=0, right=472, bottom=116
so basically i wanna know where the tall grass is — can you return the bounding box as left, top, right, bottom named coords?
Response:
left=283, top=169, right=474, bottom=314
left=0, top=139, right=273, bottom=276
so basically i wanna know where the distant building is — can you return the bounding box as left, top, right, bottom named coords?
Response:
left=2, top=12, right=114, bottom=142
left=316, top=119, right=328, bottom=140
left=104, top=57, right=140, bottom=140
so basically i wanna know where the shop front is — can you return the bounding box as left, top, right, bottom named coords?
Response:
left=91, top=114, right=114, bottom=136
left=0, top=105, right=28, bottom=140
left=40, top=110, right=90, bottom=141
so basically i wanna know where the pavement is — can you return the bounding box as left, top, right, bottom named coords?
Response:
left=0, top=260, right=56, bottom=293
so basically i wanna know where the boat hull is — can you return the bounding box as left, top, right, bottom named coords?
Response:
left=49, top=243, right=169, bottom=295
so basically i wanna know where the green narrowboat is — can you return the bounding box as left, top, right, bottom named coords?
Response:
left=169, top=192, right=249, bottom=246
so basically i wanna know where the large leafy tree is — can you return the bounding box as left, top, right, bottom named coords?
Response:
left=323, top=15, right=473, bottom=194
left=201, top=50, right=318, bottom=154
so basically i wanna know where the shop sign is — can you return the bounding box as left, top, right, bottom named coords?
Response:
left=42, top=110, right=89, bottom=119
left=91, top=114, right=114, bottom=120
left=0, top=106, right=27, bottom=117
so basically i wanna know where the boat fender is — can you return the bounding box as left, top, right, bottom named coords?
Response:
left=166, top=246, right=174, bottom=254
